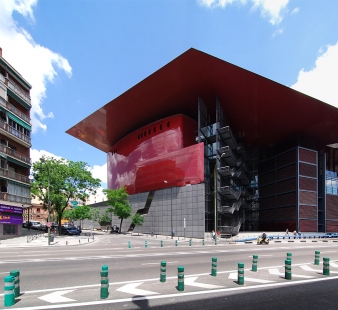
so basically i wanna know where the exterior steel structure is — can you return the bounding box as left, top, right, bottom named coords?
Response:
left=68, top=48, right=338, bottom=237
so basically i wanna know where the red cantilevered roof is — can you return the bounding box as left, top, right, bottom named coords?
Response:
left=67, top=48, right=338, bottom=153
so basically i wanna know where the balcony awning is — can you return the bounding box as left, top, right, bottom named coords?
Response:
left=7, top=112, right=31, bottom=131
left=7, top=156, right=31, bottom=168
left=7, top=88, right=31, bottom=110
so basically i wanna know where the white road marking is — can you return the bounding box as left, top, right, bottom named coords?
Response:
left=228, top=272, right=274, bottom=283
left=330, top=262, right=338, bottom=268
left=269, top=268, right=314, bottom=278
left=9, top=277, right=338, bottom=310
left=39, top=290, right=76, bottom=303
left=17, top=254, right=50, bottom=257
left=116, top=282, right=158, bottom=296
left=142, top=261, right=179, bottom=265
left=185, top=276, right=224, bottom=288
left=248, top=255, right=272, bottom=257
left=300, top=265, right=338, bottom=274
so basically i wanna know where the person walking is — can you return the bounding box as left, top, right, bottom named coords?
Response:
left=285, top=228, right=289, bottom=235
left=212, top=230, right=216, bottom=240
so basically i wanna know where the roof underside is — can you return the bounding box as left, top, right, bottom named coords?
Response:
left=67, top=48, right=338, bottom=153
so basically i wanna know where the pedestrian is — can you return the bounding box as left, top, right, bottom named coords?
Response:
left=106, top=225, right=110, bottom=233
left=212, top=230, right=216, bottom=240
left=77, top=226, right=82, bottom=236
left=27, top=221, right=32, bottom=231
left=293, top=230, right=297, bottom=236
left=285, top=228, right=289, bottom=235
left=172, top=229, right=176, bottom=238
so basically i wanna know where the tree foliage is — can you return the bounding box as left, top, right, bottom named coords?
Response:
left=30, top=156, right=101, bottom=233
left=104, top=187, right=132, bottom=233
left=132, top=213, right=144, bottom=227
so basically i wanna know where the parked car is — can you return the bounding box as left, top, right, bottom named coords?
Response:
left=38, top=223, right=46, bottom=231
left=60, top=226, right=78, bottom=235
left=31, top=221, right=41, bottom=230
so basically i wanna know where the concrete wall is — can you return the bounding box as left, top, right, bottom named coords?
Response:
left=81, top=183, right=206, bottom=239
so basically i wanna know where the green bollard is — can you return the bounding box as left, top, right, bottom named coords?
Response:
left=314, top=251, right=320, bottom=265
left=238, top=262, right=244, bottom=285
left=285, top=259, right=292, bottom=280
left=286, top=252, right=292, bottom=263
left=323, top=257, right=330, bottom=276
left=4, top=276, right=15, bottom=307
left=211, top=257, right=217, bottom=276
left=10, top=270, right=20, bottom=297
left=189, top=239, right=192, bottom=246
left=175, top=240, right=178, bottom=246
left=145, top=240, right=148, bottom=248
left=202, top=239, right=205, bottom=246
left=128, top=241, right=131, bottom=248
left=178, top=266, right=184, bottom=291
left=160, top=261, right=166, bottom=282
left=161, top=240, right=163, bottom=247
left=100, top=265, right=109, bottom=299
left=252, top=255, right=258, bottom=272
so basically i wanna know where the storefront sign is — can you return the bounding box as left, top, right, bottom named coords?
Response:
left=0, top=204, right=23, bottom=224
left=0, top=204, right=23, bottom=214
left=0, top=214, right=23, bottom=224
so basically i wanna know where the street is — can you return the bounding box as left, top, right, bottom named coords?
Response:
left=1, top=234, right=338, bottom=309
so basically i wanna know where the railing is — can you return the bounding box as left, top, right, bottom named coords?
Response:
left=0, top=144, right=31, bottom=165
left=0, top=192, right=30, bottom=204
left=27, top=231, right=45, bottom=243
left=0, top=119, right=31, bottom=145
left=0, top=95, right=31, bottom=124
left=0, top=167, right=30, bottom=184
left=0, top=73, right=5, bottom=84
left=7, top=78, right=31, bottom=106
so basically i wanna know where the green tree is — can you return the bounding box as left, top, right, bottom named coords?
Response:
left=104, top=187, right=132, bottom=233
left=31, top=156, right=101, bottom=233
left=72, top=205, right=92, bottom=227
left=131, top=213, right=144, bottom=235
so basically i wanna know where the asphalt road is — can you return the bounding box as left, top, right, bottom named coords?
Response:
left=1, top=234, right=338, bottom=309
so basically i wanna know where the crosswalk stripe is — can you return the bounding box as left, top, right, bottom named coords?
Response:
left=300, top=265, right=338, bottom=274
left=269, top=268, right=314, bottom=278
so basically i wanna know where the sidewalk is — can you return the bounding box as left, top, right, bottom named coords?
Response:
left=0, top=229, right=98, bottom=248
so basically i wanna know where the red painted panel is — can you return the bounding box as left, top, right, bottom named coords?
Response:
left=299, top=148, right=317, bottom=164
left=299, top=205, right=317, bottom=218
left=299, top=191, right=317, bottom=205
left=300, top=220, right=317, bottom=232
left=326, top=221, right=338, bottom=232
left=326, top=195, right=338, bottom=220
left=107, top=114, right=204, bottom=194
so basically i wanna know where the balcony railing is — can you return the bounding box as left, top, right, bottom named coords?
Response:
left=0, top=192, right=31, bottom=204
left=7, top=78, right=31, bottom=106
left=0, top=119, right=31, bottom=145
left=0, top=144, right=31, bottom=165
left=0, top=167, right=30, bottom=184
left=0, top=73, right=5, bottom=84
left=0, top=95, right=31, bottom=124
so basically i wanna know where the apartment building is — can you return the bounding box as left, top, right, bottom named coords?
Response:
left=0, top=48, right=32, bottom=238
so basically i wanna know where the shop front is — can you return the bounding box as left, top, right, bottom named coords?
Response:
left=0, top=204, right=23, bottom=239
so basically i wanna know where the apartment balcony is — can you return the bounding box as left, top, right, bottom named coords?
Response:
left=0, top=192, right=31, bottom=204
left=0, top=119, right=31, bottom=146
left=7, top=78, right=31, bottom=107
left=218, top=146, right=241, bottom=167
left=217, top=166, right=236, bottom=177
left=0, top=144, right=31, bottom=166
left=0, top=95, right=31, bottom=124
left=218, top=126, right=238, bottom=150
left=218, top=186, right=241, bottom=200
left=0, top=167, right=30, bottom=184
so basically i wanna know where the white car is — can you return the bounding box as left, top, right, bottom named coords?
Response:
left=30, top=221, right=41, bottom=230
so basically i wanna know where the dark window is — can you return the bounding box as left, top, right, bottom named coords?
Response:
left=3, top=224, right=17, bottom=235
left=148, top=129, right=151, bottom=135
left=144, top=131, right=146, bottom=137
left=141, top=133, right=143, bottom=138
left=160, top=124, right=162, bottom=130
left=154, top=127, right=156, bottom=133
left=167, top=121, right=170, bottom=127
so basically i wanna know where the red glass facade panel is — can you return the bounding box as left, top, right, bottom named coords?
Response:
left=107, top=114, right=204, bottom=195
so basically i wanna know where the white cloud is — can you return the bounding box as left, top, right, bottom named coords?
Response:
left=30, top=148, right=62, bottom=164
left=291, top=7, right=299, bottom=15
left=198, top=0, right=288, bottom=25
left=291, top=42, right=338, bottom=108
left=0, top=0, right=72, bottom=134
left=89, top=163, right=107, bottom=184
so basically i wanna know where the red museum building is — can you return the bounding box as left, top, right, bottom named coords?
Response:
left=67, top=48, right=338, bottom=238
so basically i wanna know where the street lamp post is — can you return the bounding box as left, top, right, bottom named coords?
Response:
left=41, top=158, right=51, bottom=245
left=164, top=180, right=173, bottom=239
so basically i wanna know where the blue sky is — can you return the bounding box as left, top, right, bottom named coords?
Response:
left=0, top=0, right=337, bottom=198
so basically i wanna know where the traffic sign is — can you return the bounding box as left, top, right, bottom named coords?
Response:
left=46, top=222, right=52, bottom=228
left=71, top=201, right=78, bottom=205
